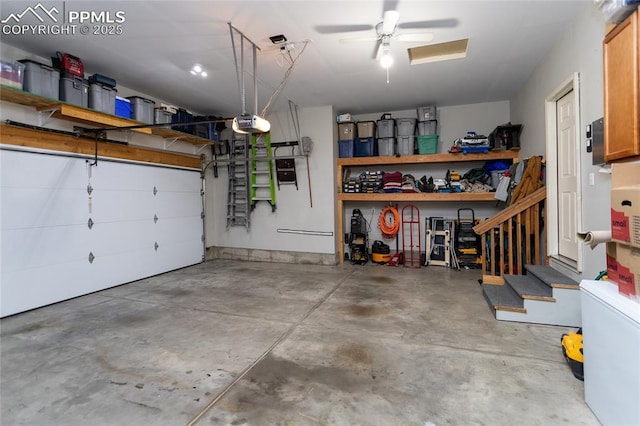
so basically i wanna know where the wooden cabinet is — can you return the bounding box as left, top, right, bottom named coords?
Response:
left=603, top=9, right=639, bottom=162
left=336, top=150, right=519, bottom=263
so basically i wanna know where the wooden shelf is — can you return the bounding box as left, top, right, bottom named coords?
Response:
left=337, top=150, right=518, bottom=166
left=0, top=85, right=216, bottom=145
left=339, top=192, right=498, bottom=202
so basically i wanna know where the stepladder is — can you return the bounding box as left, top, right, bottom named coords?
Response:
left=250, top=133, right=277, bottom=212
left=226, top=135, right=251, bottom=228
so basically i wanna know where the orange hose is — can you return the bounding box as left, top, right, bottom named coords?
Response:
left=379, top=206, right=400, bottom=237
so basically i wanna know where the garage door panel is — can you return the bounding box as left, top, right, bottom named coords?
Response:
left=1, top=259, right=93, bottom=316
left=91, top=191, right=156, bottom=223
left=1, top=187, right=88, bottom=228
left=1, top=150, right=204, bottom=317
left=1, top=152, right=88, bottom=190
left=1, top=225, right=91, bottom=272
left=155, top=192, right=202, bottom=218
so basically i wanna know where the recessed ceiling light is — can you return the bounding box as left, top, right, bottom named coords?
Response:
left=192, top=64, right=202, bottom=73
left=200, top=71, right=208, bottom=78
left=190, top=69, right=197, bottom=75
left=190, top=64, right=207, bottom=77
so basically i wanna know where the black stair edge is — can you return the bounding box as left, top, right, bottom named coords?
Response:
left=482, top=284, right=525, bottom=313
left=504, top=274, right=553, bottom=300
left=525, top=265, right=579, bottom=287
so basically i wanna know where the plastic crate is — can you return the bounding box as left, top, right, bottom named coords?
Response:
left=417, top=106, right=437, bottom=121
left=338, top=122, right=357, bottom=140
left=127, top=96, right=155, bottom=124
left=19, top=60, right=59, bottom=99
left=59, top=76, right=88, bottom=107
left=355, top=137, right=377, bottom=157
left=88, top=82, right=116, bottom=115
left=397, top=136, right=415, bottom=155
left=0, top=60, right=24, bottom=89
left=154, top=107, right=173, bottom=124
left=377, top=119, right=395, bottom=138
left=115, top=96, right=131, bottom=118
left=378, top=137, right=395, bottom=156
left=396, top=118, right=416, bottom=137
left=339, top=139, right=354, bottom=158
left=418, top=120, right=437, bottom=135
left=357, top=121, right=376, bottom=138
left=417, top=135, right=438, bottom=154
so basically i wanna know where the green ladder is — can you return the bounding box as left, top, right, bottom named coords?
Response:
left=250, top=133, right=277, bottom=212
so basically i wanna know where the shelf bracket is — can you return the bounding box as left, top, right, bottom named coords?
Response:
left=164, top=137, right=185, bottom=150
left=37, top=107, right=58, bottom=127
left=194, top=143, right=212, bottom=155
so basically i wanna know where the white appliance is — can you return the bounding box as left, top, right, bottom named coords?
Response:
left=580, top=279, right=640, bottom=425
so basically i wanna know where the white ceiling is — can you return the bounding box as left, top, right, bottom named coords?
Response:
left=1, top=0, right=589, bottom=118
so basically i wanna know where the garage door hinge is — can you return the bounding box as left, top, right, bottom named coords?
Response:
left=154, top=214, right=158, bottom=224
left=88, top=252, right=95, bottom=264
left=87, top=184, right=93, bottom=195
left=87, top=218, right=94, bottom=229
left=201, top=211, right=205, bottom=219
left=154, top=242, right=159, bottom=251
left=153, top=186, right=158, bottom=196
left=201, top=234, right=205, bottom=242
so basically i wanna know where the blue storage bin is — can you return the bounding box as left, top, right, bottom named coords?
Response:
left=339, top=139, right=354, bottom=158
left=355, top=137, right=377, bottom=157
left=115, top=96, right=131, bottom=119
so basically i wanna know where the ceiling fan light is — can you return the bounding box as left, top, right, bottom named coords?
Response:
left=380, top=53, right=394, bottom=69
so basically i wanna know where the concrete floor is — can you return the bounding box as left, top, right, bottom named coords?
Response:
left=1, top=259, right=598, bottom=425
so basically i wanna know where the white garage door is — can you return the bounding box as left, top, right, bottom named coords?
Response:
left=1, top=148, right=204, bottom=317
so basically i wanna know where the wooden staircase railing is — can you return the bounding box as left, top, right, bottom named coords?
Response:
left=473, top=187, right=547, bottom=285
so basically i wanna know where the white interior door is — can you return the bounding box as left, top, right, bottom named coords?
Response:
left=556, top=90, right=579, bottom=262
left=1, top=149, right=203, bottom=317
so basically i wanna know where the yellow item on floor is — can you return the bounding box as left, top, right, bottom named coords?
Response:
left=561, top=328, right=584, bottom=381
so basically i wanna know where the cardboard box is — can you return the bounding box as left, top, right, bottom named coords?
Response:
left=607, top=242, right=640, bottom=300
left=611, top=162, right=640, bottom=248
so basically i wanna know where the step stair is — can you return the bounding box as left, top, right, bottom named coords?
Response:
left=482, top=265, right=581, bottom=327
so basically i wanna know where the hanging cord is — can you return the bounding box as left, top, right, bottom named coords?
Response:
left=379, top=206, right=400, bottom=238
left=260, top=41, right=309, bottom=117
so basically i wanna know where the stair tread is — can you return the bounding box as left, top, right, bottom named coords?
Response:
left=525, top=265, right=578, bottom=286
left=504, top=274, right=553, bottom=299
left=482, top=284, right=524, bottom=311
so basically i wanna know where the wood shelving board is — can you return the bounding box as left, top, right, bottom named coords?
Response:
left=337, top=150, right=518, bottom=166
left=339, top=192, right=498, bottom=202
left=1, top=85, right=216, bottom=145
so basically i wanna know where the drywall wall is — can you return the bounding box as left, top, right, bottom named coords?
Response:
left=510, top=2, right=609, bottom=280
left=347, top=101, right=511, bottom=246
left=205, top=105, right=336, bottom=255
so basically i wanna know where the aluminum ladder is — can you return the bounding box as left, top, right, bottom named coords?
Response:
left=226, top=135, right=251, bottom=228
left=250, top=133, right=277, bottom=212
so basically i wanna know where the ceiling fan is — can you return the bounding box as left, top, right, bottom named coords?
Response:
left=315, top=4, right=458, bottom=67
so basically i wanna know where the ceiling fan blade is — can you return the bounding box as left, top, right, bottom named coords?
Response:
left=373, top=39, right=383, bottom=60
left=382, top=10, right=400, bottom=34
left=314, top=24, right=373, bottom=34
left=397, top=33, right=434, bottom=43
left=398, top=18, right=459, bottom=30
left=339, top=35, right=380, bottom=44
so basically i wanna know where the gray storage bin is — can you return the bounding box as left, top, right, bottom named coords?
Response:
left=59, top=76, right=88, bottom=107
left=20, top=59, right=59, bottom=99
left=154, top=108, right=173, bottom=124
left=397, top=136, right=415, bottom=156
left=418, top=120, right=438, bottom=135
left=378, top=137, right=395, bottom=156
left=88, top=83, right=116, bottom=115
left=396, top=118, right=416, bottom=137
left=377, top=119, right=395, bottom=138
left=127, top=96, right=155, bottom=124
left=417, top=106, right=437, bottom=121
